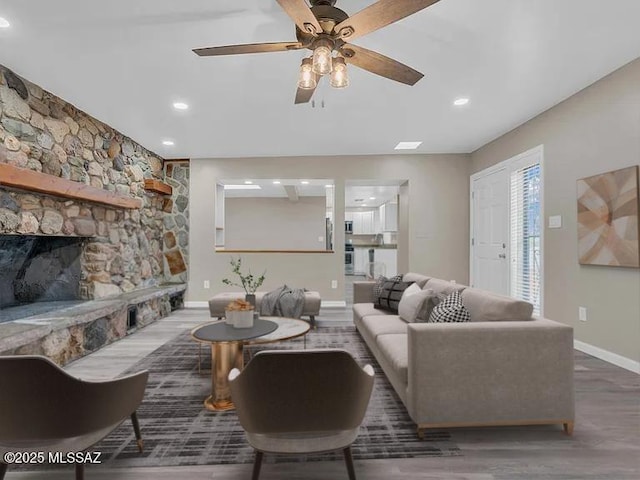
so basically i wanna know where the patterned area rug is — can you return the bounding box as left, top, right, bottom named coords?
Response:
left=92, top=326, right=461, bottom=467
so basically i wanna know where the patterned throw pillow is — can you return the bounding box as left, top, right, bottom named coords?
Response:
left=375, top=279, right=414, bottom=313
left=373, top=274, right=402, bottom=303
left=428, top=291, right=471, bottom=323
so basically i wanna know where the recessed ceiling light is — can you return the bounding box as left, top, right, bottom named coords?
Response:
left=362, top=204, right=367, bottom=207
left=224, top=184, right=262, bottom=190
left=273, top=180, right=281, bottom=185
left=162, top=140, right=175, bottom=146
left=301, top=181, right=310, bottom=185
left=369, top=196, right=376, bottom=200
left=0, top=17, right=10, bottom=28
left=244, top=180, right=253, bottom=184
left=173, top=102, right=189, bottom=110
left=325, top=184, right=333, bottom=188
left=394, top=141, right=422, bottom=150
left=453, top=97, right=469, bottom=106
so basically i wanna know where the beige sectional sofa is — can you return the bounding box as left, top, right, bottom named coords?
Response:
left=353, top=273, right=575, bottom=438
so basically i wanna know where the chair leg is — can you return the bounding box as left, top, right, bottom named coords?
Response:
left=343, top=446, right=356, bottom=480
left=131, top=411, right=144, bottom=452
left=309, top=315, right=316, bottom=329
left=75, top=463, right=84, bottom=480
left=252, top=450, right=264, bottom=480
left=1, top=461, right=8, bottom=480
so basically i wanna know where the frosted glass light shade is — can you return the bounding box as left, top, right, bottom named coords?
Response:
left=297, top=58, right=317, bottom=90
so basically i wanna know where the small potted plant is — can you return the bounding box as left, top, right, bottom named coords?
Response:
left=225, top=299, right=255, bottom=328
left=222, top=257, right=266, bottom=307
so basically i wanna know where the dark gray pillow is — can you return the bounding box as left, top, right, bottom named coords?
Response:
left=373, top=274, right=402, bottom=304
left=374, top=279, right=414, bottom=314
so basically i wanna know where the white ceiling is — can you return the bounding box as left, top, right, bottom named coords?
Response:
left=1, top=0, right=639, bottom=159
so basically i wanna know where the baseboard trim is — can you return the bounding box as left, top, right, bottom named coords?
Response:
left=574, top=340, right=639, bottom=374
left=321, top=301, right=347, bottom=308
left=185, top=301, right=209, bottom=309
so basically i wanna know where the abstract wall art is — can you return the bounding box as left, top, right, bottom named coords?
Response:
left=577, top=165, right=639, bottom=267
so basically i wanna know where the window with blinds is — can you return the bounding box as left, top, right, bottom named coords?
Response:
left=510, top=163, right=541, bottom=315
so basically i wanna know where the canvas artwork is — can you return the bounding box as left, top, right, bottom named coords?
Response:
left=577, top=165, right=639, bottom=267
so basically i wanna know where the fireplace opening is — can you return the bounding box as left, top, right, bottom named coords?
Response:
left=0, top=235, right=85, bottom=323
left=127, top=305, right=138, bottom=332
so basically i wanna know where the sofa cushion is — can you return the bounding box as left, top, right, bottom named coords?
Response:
left=461, top=288, right=534, bottom=322
left=359, top=315, right=408, bottom=339
left=398, top=288, right=439, bottom=323
left=424, top=278, right=467, bottom=295
left=352, top=303, right=380, bottom=322
left=376, top=334, right=409, bottom=384
left=428, top=291, right=471, bottom=323
left=374, top=280, right=414, bottom=313
left=402, top=273, right=430, bottom=288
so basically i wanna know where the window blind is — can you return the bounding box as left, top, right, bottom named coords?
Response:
left=510, top=163, right=541, bottom=315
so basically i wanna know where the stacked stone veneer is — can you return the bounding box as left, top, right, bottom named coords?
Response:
left=0, top=65, right=168, bottom=299
left=163, top=162, right=189, bottom=283
left=0, top=66, right=189, bottom=363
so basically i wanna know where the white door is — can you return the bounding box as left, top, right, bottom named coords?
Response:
left=471, top=168, right=509, bottom=295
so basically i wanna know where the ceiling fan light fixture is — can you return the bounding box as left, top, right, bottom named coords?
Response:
left=297, top=57, right=317, bottom=90
left=312, top=38, right=334, bottom=75
left=330, top=56, right=349, bottom=89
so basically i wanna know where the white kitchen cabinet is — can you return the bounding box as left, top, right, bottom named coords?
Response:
left=215, top=183, right=225, bottom=246
left=379, top=202, right=398, bottom=231
left=352, top=210, right=376, bottom=234
left=373, top=248, right=397, bottom=277
left=345, top=212, right=354, bottom=222
left=353, top=247, right=369, bottom=276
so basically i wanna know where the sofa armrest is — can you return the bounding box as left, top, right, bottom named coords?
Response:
left=353, top=281, right=376, bottom=304
left=406, top=318, right=574, bottom=426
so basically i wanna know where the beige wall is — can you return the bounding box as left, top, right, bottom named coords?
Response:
left=189, top=154, right=470, bottom=302
left=471, top=59, right=640, bottom=364
left=225, top=196, right=327, bottom=250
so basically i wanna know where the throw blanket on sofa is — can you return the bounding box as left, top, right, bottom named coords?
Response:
left=260, top=285, right=305, bottom=319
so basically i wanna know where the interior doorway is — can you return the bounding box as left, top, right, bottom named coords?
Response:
left=344, top=181, right=404, bottom=281
left=470, top=146, right=544, bottom=314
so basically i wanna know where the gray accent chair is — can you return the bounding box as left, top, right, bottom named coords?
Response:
left=229, top=349, right=374, bottom=480
left=0, top=355, right=148, bottom=480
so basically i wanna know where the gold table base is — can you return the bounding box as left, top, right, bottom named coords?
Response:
left=204, top=342, right=244, bottom=412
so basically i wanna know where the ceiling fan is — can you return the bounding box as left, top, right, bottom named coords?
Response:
left=193, top=0, right=440, bottom=104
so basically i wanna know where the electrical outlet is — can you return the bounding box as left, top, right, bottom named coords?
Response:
left=578, top=307, right=587, bottom=322
left=204, top=280, right=210, bottom=289
left=331, top=280, right=338, bottom=289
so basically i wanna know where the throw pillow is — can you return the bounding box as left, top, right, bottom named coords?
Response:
left=415, top=289, right=442, bottom=322
left=401, top=282, right=421, bottom=300
left=428, top=291, right=471, bottom=323
left=399, top=287, right=436, bottom=323
left=373, top=274, right=402, bottom=304
left=374, top=280, right=414, bottom=313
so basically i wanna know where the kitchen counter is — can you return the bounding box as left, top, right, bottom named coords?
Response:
left=350, top=244, right=397, bottom=249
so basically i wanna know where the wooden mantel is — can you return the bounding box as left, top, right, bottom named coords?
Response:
left=144, top=179, right=173, bottom=195
left=0, top=163, right=142, bottom=209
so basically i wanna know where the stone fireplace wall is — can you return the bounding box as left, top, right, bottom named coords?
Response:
left=163, top=161, right=189, bottom=283
left=0, top=65, right=168, bottom=299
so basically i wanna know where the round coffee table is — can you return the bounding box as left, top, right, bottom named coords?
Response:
left=191, top=316, right=310, bottom=412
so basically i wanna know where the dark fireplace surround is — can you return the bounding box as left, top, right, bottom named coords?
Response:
left=0, top=235, right=85, bottom=321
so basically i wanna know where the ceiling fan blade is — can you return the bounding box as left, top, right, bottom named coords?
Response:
left=341, top=44, right=424, bottom=86
left=276, top=0, right=323, bottom=35
left=335, top=0, right=440, bottom=41
left=193, top=41, right=302, bottom=57
left=294, top=76, right=319, bottom=104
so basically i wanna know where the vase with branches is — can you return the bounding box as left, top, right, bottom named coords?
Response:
left=222, top=257, right=266, bottom=306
